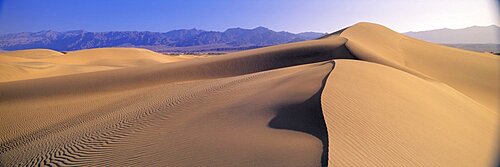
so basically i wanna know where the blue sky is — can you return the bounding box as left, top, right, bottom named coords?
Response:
left=0, top=0, right=497, bottom=34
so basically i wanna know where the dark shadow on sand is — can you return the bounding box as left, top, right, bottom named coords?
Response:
left=268, top=62, right=334, bottom=167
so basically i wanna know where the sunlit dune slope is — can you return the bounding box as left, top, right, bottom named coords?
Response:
left=0, top=48, right=193, bottom=82
left=321, top=60, right=498, bottom=166
left=0, top=22, right=498, bottom=167
left=50, top=48, right=189, bottom=66
left=0, top=49, right=64, bottom=58
left=318, top=22, right=499, bottom=166
left=330, top=22, right=499, bottom=111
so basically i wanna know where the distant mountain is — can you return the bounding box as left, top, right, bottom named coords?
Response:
left=404, top=25, right=499, bottom=44
left=0, top=27, right=326, bottom=53
left=297, top=32, right=327, bottom=40
left=443, top=44, right=499, bottom=53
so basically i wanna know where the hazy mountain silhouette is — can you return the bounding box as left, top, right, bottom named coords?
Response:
left=404, top=25, right=499, bottom=44
left=0, top=27, right=326, bottom=52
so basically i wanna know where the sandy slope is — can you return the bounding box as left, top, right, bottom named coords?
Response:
left=0, top=23, right=498, bottom=166
left=0, top=49, right=64, bottom=58
left=335, top=22, right=499, bottom=111
left=0, top=38, right=351, bottom=166
left=0, top=48, right=194, bottom=82
left=322, top=60, right=497, bottom=166
left=319, top=23, right=499, bottom=166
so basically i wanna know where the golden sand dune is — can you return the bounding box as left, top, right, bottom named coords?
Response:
left=322, top=60, right=497, bottom=166
left=0, top=22, right=498, bottom=166
left=0, top=49, right=64, bottom=58
left=0, top=48, right=194, bottom=82
left=336, top=22, right=499, bottom=111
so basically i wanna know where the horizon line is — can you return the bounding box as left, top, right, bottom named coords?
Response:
left=1, top=24, right=499, bottom=35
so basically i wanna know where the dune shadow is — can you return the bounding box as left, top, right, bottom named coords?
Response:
left=268, top=62, right=333, bottom=167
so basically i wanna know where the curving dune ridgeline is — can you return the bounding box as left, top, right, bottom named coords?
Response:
left=0, top=22, right=498, bottom=166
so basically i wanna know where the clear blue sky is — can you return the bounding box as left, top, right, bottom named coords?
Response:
left=0, top=0, right=497, bottom=34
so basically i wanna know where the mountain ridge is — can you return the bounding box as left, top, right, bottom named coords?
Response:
left=0, top=27, right=326, bottom=52
left=2, top=25, right=497, bottom=53
left=403, top=25, right=499, bottom=44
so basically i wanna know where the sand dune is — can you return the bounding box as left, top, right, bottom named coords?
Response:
left=334, top=22, right=499, bottom=111
left=0, top=22, right=498, bottom=166
left=0, top=48, right=194, bottom=82
left=0, top=49, right=64, bottom=58
left=0, top=38, right=350, bottom=166
left=322, top=60, right=497, bottom=166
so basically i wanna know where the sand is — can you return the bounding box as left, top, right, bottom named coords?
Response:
left=336, top=23, right=499, bottom=111
left=0, top=48, right=194, bottom=82
left=322, top=60, right=497, bottom=166
left=0, top=22, right=498, bottom=166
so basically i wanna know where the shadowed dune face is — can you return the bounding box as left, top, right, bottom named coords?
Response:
left=0, top=22, right=498, bottom=166
left=269, top=63, right=333, bottom=166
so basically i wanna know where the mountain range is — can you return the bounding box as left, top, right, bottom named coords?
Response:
left=404, top=25, right=499, bottom=53
left=403, top=25, right=499, bottom=44
left=0, top=25, right=497, bottom=53
left=0, top=27, right=326, bottom=53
